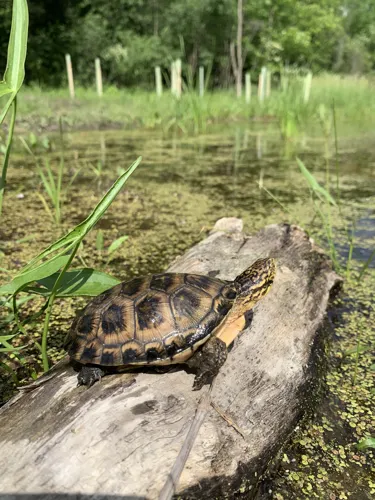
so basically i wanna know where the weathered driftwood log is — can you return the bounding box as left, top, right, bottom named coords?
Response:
left=0, top=220, right=341, bottom=500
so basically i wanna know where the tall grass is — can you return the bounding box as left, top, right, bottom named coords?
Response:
left=20, top=118, right=79, bottom=224
left=0, top=0, right=28, bottom=217
left=0, top=0, right=29, bottom=353
left=261, top=101, right=374, bottom=279
left=16, top=73, right=375, bottom=137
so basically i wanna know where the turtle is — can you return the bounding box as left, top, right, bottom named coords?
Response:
left=65, top=257, right=276, bottom=389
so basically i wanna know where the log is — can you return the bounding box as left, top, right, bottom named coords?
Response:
left=0, top=220, right=341, bottom=499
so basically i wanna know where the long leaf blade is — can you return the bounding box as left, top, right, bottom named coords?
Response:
left=3, top=0, right=29, bottom=92
left=0, top=93, right=15, bottom=128
left=0, top=82, right=12, bottom=98
left=0, top=334, right=17, bottom=342
left=20, top=156, right=142, bottom=273
left=76, top=157, right=142, bottom=237
left=297, top=157, right=337, bottom=206
left=25, top=268, right=121, bottom=297
left=0, top=255, right=70, bottom=295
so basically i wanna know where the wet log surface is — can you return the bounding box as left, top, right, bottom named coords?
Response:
left=0, top=220, right=341, bottom=500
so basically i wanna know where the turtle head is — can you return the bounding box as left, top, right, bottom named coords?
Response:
left=234, top=257, right=276, bottom=307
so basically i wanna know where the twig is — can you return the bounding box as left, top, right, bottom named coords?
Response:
left=158, top=385, right=212, bottom=500
left=211, top=401, right=246, bottom=439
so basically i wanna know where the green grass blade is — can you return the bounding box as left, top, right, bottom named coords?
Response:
left=0, top=346, right=25, bottom=353
left=297, top=157, right=337, bottom=206
left=107, top=235, right=128, bottom=254
left=357, top=247, right=375, bottom=281
left=1, top=294, right=32, bottom=310
left=67, top=165, right=81, bottom=187
left=0, top=93, right=15, bottom=125
left=36, top=192, right=54, bottom=221
left=259, top=184, right=302, bottom=224
left=96, top=230, right=104, bottom=252
left=312, top=198, right=339, bottom=269
left=76, top=157, right=141, bottom=236
left=343, top=345, right=371, bottom=356
left=37, top=166, right=53, bottom=199
left=19, top=135, right=35, bottom=157
left=46, top=167, right=57, bottom=198
left=0, top=334, right=18, bottom=342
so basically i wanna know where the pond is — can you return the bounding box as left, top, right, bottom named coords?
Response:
left=1, top=126, right=374, bottom=498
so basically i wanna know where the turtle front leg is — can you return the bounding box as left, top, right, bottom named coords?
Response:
left=77, top=366, right=105, bottom=388
left=186, top=337, right=227, bottom=391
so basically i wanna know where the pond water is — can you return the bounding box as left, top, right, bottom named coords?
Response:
left=3, top=127, right=374, bottom=276
left=1, top=126, right=374, bottom=498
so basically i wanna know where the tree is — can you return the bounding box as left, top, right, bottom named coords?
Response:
left=2, top=0, right=373, bottom=88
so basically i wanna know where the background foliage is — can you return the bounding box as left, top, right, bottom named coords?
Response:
left=1, top=0, right=375, bottom=88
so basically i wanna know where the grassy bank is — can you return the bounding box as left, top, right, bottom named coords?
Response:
left=10, top=74, right=375, bottom=138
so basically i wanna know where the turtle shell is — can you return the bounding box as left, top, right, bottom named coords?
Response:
left=66, top=273, right=236, bottom=367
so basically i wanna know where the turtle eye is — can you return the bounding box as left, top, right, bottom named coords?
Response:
left=224, top=287, right=236, bottom=300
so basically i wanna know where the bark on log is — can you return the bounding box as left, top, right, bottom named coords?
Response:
left=0, top=220, right=341, bottom=500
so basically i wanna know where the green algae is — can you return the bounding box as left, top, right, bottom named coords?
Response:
left=259, top=273, right=375, bottom=500
left=0, top=127, right=374, bottom=498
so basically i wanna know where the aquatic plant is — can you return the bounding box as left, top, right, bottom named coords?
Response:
left=20, top=118, right=78, bottom=225
left=0, top=0, right=28, bottom=218
left=22, top=131, right=51, bottom=152
left=0, top=157, right=141, bottom=371
left=95, top=229, right=129, bottom=267
left=89, top=159, right=104, bottom=178
left=262, top=99, right=374, bottom=280
left=296, top=157, right=339, bottom=268
left=357, top=437, right=375, bottom=451
left=14, top=72, right=375, bottom=139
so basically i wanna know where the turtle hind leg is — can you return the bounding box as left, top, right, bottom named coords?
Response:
left=77, top=366, right=105, bottom=388
left=186, top=337, right=227, bottom=391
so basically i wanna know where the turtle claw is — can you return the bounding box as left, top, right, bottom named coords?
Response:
left=77, top=366, right=104, bottom=388
left=187, top=336, right=228, bottom=391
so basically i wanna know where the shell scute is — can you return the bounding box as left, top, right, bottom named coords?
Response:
left=121, top=341, right=144, bottom=363
left=120, top=276, right=150, bottom=298
left=145, top=342, right=166, bottom=361
left=150, top=273, right=185, bottom=293
left=77, top=314, right=94, bottom=335
left=101, top=345, right=123, bottom=366
left=96, top=297, right=135, bottom=346
left=101, top=303, right=125, bottom=334
left=171, top=285, right=213, bottom=330
left=79, top=339, right=103, bottom=365
left=186, top=274, right=225, bottom=297
left=134, top=290, right=177, bottom=342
